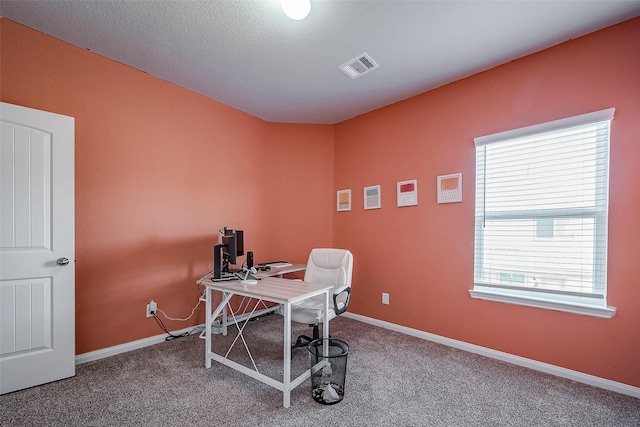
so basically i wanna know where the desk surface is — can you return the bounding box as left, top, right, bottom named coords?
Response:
left=197, top=263, right=305, bottom=285
left=204, top=275, right=329, bottom=304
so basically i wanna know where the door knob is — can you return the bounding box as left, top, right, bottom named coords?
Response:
left=57, top=257, right=70, bottom=266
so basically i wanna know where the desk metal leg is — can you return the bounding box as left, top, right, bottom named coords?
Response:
left=283, top=302, right=291, bottom=408
left=205, top=287, right=212, bottom=368
left=222, top=291, right=228, bottom=336
left=323, top=290, right=330, bottom=359
left=205, top=290, right=234, bottom=369
left=323, top=290, right=329, bottom=340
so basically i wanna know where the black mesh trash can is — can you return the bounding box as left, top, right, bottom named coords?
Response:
left=308, top=338, right=349, bottom=405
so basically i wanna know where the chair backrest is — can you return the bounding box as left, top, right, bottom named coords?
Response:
left=303, top=248, right=353, bottom=292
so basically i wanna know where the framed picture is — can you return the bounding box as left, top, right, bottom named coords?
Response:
left=397, top=179, right=418, bottom=207
left=364, top=185, right=381, bottom=210
left=437, top=173, right=462, bottom=203
left=337, top=189, right=351, bottom=211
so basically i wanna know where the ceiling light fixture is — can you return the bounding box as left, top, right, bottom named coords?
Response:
left=281, top=0, right=311, bottom=20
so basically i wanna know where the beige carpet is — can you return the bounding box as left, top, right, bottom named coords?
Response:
left=2, top=315, right=639, bottom=426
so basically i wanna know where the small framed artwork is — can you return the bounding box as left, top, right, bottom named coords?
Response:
left=337, top=189, right=351, bottom=211
left=397, top=179, right=418, bottom=207
left=437, top=173, right=462, bottom=203
left=364, top=185, right=381, bottom=210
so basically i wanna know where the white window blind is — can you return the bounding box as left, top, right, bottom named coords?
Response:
left=472, top=108, right=616, bottom=317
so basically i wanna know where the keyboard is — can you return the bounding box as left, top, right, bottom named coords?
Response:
left=259, top=261, right=293, bottom=268
left=269, top=262, right=292, bottom=268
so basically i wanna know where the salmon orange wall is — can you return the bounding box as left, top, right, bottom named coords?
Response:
left=0, top=19, right=334, bottom=354
left=334, top=17, right=640, bottom=387
left=2, top=16, right=639, bottom=389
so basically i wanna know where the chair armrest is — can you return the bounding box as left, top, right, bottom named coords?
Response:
left=333, top=287, right=351, bottom=316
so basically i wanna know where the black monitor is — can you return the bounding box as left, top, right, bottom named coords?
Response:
left=213, top=228, right=244, bottom=278
left=225, top=228, right=244, bottom=257
left=222, top=232, right=238, bottom=266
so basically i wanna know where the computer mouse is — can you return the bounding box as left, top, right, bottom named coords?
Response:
left=242, top=279, right=258, bottom=286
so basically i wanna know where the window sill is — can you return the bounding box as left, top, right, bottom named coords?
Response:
left=469, top=289, right=616, bottom=319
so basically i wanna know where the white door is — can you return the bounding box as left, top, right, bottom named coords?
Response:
left=0, top=102, right=75, bottom=394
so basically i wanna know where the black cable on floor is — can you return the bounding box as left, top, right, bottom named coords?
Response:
left=153, top=312, right=190, bottom=341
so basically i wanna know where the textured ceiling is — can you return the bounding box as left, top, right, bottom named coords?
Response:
left=2, top=1, right=639, bottom=124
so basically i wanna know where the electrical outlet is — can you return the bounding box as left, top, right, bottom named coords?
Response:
left=146, top=300, right=157, bottom=317
left=382, top=293, right=389, bottom=305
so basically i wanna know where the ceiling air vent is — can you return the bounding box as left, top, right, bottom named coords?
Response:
left=339, top=53, right=379, bottom=79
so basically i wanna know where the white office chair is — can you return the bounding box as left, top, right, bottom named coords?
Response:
left=291, top=248, right=353, bottom=350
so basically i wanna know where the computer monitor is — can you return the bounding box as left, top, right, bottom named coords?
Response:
left=213, top=228, right=244, bottom=278
left=222, top=232, right=238, bottom=266
left=225, top=228, right=244, bottom=257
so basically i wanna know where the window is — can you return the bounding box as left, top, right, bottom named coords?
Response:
left=471, top=108, right=616, bottom=318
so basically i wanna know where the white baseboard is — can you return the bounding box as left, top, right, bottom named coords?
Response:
left=75, top=305, right=280, bottom=365
left=342, top=312, right=640, bottom=399
left=75, top=325, right=204, bottom=365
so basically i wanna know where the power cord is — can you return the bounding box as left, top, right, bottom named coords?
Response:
left=152, top=312, right=191, bottom=341
left=157, top=301, right=201, bottom=322
left=151, top=295, right=204, bottom=341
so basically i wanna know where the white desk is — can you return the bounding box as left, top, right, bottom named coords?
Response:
left=196, top=263, right=306, bottom=325
left=202, top=273, right=331, bottom=408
